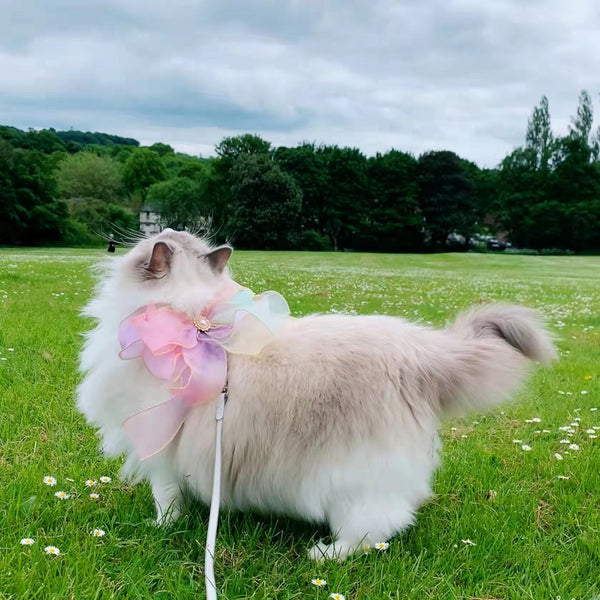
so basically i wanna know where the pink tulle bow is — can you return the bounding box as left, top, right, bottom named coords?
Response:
left=119, top=303, right=230, bottom=460
left=118, top=282, right=290, bottom=460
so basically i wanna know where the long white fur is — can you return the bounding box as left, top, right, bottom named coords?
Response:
left=78, top=230, right=556, bottom=560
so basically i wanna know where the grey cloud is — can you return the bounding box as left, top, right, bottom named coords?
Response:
left=1, top=0, right=599, bottom=167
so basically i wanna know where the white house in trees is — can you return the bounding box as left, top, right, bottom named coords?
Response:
left=139, top=205, right=161, bottom=235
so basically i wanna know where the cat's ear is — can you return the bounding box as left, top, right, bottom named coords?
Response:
left=146, top=241, right=173, bottom=277
left=205, top=245, right=232, bottom=273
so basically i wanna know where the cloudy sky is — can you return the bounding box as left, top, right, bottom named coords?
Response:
left=2, top=0, right=599, bottom=167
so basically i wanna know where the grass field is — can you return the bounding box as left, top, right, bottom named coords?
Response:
left=1, top=248, right=599, bottom=600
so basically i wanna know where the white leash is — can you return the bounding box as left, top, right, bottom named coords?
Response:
left=205, top=387, right=227, bottom=600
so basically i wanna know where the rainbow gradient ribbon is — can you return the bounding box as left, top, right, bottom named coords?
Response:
left=118, top=282, right=290, bottom=459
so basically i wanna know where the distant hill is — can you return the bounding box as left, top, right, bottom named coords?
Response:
left=0, top=125, right=139, bottom=153
left=55, top=129, right=139, bottom=147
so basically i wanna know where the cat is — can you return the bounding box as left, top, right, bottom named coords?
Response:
left=78, top=229, right=556, bottom=560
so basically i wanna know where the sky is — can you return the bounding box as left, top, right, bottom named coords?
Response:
left=1, top=0, right=599, bottom=167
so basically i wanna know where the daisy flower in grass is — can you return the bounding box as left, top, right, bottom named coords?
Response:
left=374, top=542, right=389, bottom=551
left=85, top=479, right=97, bottom=487
left=330, top=594, right=346, bottom=600
left=521, top=444, right=532, bottom=451
left=99, top=476, right=111, bottom=483
left=45, top=546, right=60, bottom=556
left=554, top=453, right=563, bottom=461
left=569, top=444, right=580, bottom=451
left=311, top=578, right=327, bottom=587
left=556, top=475, right=570, bottom=480
left=461, top=539, right=476, bottom=546
left=91, top=528, right=105, bottom=537
left=89, top=493, right=100, bottom=500
left=54, top=491, right=70, bottom=500
left=43, top=475, right=57, bottom=486
left=20, top=538, right=35, bottom=546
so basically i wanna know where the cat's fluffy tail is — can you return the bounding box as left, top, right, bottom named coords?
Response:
left=432, top=304, right=556, bottom=417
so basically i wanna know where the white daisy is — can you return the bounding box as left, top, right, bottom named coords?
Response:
left=521, top=444, right=532, bottom=451
left=311, top=578, right=327, bottom=587
left=330, top=594, right=346, bottom=600
left=85, top=479, right=97, bottom=487
left=89, top=493, right=100, bottom=500
left=554, top=453, right=563, bottom=460
left=512, top=439, right=523, bottom=444
left=54, top=491, right=70, bottom=500
left=590, top=408, right=598, bottom=412
left=530, top=417, right=542, bottom=423
left=91, top=528, right=105, bottom=537
left=45, top=546, right=60, bottom=556
left=20, top=538, right=35, bottom=545
left=374, top=542, right=389, bottom=550
left=43, top=476, right=57, bottom=486
left=589, top=434, right=597, bottom=439
left=461, top=539, right=476, bottom=546
left=99, top=476, right=112, bottom=484
left=559, top=439, right=571, bottom=444
left=568, top=444, right=580, bottom=451
left=586, top=429, right=595, bottom=434
left=581, top=391, right=588, bottom=395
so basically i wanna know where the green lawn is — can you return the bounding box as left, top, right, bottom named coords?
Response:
left=1, top=248, right=599, bottom=599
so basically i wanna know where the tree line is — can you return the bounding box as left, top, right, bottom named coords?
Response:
left=1, top=90, right=599, bottom=251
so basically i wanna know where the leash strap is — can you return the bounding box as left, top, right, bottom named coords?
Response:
left=205, top=386, right=227, bottom=600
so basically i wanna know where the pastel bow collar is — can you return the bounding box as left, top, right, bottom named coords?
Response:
left=118, top=281, right=290, bottom=459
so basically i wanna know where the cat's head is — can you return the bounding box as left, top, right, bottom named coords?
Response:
left=110, top=229, right=233, bottom=317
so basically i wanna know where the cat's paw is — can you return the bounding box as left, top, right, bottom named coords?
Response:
left=154, top=505, right=182, bottom=527
left=308, top=540, right=360, bottom=562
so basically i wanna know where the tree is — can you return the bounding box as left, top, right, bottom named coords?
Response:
left=146, top=177, right=207, bottom=231
left=550, top=136, right=600, bottom=250
left=417, top=151, right=477, bottom=248
left=56, top=152, right=125, bottom=203
left=227, top=153, right=302, bottom=249
left=207, top=134, right=274, bottom=235
left=319, top=145, right=368, bottom=250
left=365, top=150, right=422, bottom=251
left=122, top=148, right=168, bottom=202
left=0, top=143, right=69, bottom=244
left=274, top=143, right=329, bottom=238
left=215, top=134, right=272, bottom=168
left=569, top=90, right=594, bottom=143
left=526, top=96, right=553, bottom=170
left=68, top=199, right=137, bottom=238
left=497, top=147, right=551, bottom=249
left=149, top=142, right=175, bottom=157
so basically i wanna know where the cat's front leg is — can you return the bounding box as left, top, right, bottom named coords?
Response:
left=150, top=473, right=185, bottom=526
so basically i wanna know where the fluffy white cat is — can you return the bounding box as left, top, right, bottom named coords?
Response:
left=78, top=229, right=556, bottom=560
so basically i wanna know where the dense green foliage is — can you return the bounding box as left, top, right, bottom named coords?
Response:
left=1, top=90, right=599, bottom=250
